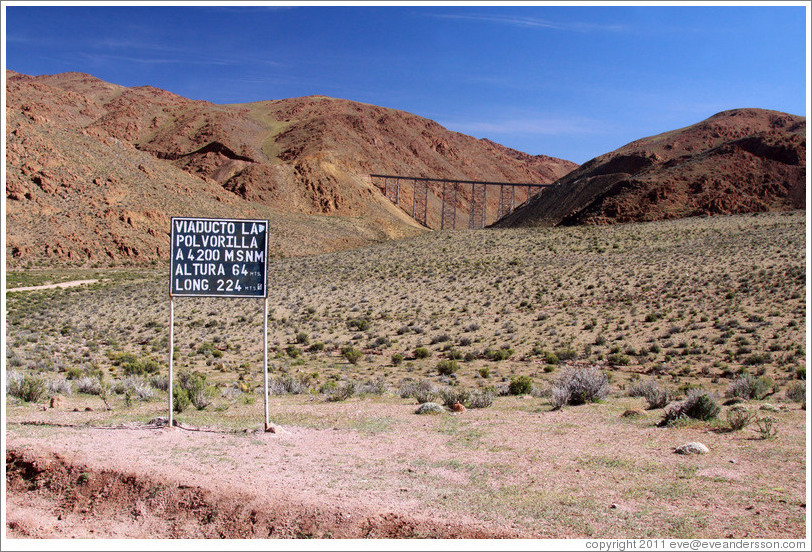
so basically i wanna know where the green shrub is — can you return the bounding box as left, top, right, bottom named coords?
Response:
left=326, top=380, right=357, bottom=402
left=391, top=353, right=404, bottom=366
left=436, top=359, right=459, bottom=376
left=65, top=366, right=84, bottom=380
left=413, top=347, right=430, bottom=359
left=446, top=349, right=463, bottom=360
left=742, top=353, right=771, bottom=366
left=439, top=387, right=471, bottom=408
left=195, top=343, right=223, bottom=359
left=508, top=375, right=533, bottom=396
left=172, top=384, right=191, bottom=413
left=347, top=318, right=370, bottom=331
left=7, top=372, right=47, bottom=403
left=308, top=342, right=325, bottom=353
left=755, top=415, right=779, bottom=439
left=478, top=367, right=490, bottom=379
left=440, top=386, right=497, bottom=409
left=177, top=371, right=215, bottom=410
left=295, top=332, right=309, bottom=345
left=607, top=353, right=631, bottom=366
left=342, top=346, right=363, bottom=365
left=285, top=345, right=301, bottom=358
left=785, top=381, right=805, bottom=403
left=109, top=352, right=162, bottom=376
left=484, top=347, right=513, bottom=361
left=660, top=389, right=720, bottom=426
left=555, top=347, right=577, bottom=361
left=682, top=390, right=720, bottom=420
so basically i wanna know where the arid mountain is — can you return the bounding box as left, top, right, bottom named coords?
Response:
left=496, top=108, right=806, bottom=227
left=5, top=71, right=576, bottom=266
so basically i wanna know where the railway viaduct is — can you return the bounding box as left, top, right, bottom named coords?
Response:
left=369, top=174, right=551, bottom=230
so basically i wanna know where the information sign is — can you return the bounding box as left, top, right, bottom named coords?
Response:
left=170, top=217, right=268, bottom=298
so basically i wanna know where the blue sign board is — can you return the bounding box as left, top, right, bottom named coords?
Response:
left=170, top=217, right=268, bottom=297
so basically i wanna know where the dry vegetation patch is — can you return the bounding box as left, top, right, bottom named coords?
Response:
left=5, top=211, right=807, bottom=538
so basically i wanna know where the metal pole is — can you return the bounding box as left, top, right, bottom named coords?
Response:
left=168, top=296, right=174, bottom=427
left=263, top=296, right=269, bottom=430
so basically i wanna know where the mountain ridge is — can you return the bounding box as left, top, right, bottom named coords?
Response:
left=495, top=107, right=806, bottom=228
left=5, top=70, right=576, bottom=267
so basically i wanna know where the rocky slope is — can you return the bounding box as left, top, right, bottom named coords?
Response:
left=5, top=71, right=576, bottom=266
left=496, top=108, right=806, bottom=227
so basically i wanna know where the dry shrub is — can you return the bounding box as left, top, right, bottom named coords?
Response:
left=659, top=389, right=720, bottom=426
left=628, top=379, right=673, bottom=409
left=726, top=405, right=755, bottom=431
left=400, top=379, right=439, bottom=404
left=550, top=367, right=610, bottom=410
left=726, top=374, right=773, bottom=400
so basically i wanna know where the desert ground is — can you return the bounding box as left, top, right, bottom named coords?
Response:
left=5, top=211, right=808, bottom=539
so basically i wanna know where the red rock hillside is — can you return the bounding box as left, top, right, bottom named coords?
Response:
left=6, top=71, right=577, bottom=266
left=496, top=108, right=806, bottom=227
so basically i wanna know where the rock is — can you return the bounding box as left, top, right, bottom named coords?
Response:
left=148, top=417, right=170, bottom=428
left=415, top=402, right=445, bottom=415
left=451, top=402, right=466, bottom=413
left=49, top=396, right=64, bottom=408
left=675, top=442, right=709, bottom=455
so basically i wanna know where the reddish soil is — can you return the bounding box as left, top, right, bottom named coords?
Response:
left=5, top=394, right=807, bottom=540
left=497, top=108, right=806, bottom=227
left=6, top=444, right=512, bottom=539
left=5, top=70, right=575, bottom=267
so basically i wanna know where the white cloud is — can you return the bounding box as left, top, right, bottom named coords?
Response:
left=429, top=13, right=629, bottom=33
left=441, top=116, right=610, bottom=137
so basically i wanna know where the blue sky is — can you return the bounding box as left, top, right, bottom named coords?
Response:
left=3, top=3, right=809, bottom=164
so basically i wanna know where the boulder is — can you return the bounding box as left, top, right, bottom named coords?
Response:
left=415, top=402, right=445, bottom=415
left=675, top=442, right=709, bottom=455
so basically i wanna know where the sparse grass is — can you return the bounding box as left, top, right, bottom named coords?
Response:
left=4, top=211, right=806, bottom=538
left=6, top=211, right=805, bottom=419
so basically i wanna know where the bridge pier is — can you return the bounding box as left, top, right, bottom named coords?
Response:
left=413, top=179, right=428, bottom=227
left=469, top=183, right=486, bottom=229
left=441, top=182, right=458, bottom=230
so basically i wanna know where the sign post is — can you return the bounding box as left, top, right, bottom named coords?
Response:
left=169, top=217, right=269, bottom=428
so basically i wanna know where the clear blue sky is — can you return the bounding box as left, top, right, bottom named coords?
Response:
left=4, top=3, right=809, bottom=164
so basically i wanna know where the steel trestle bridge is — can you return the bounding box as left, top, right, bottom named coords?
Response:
left=369, top=174, right=551, bottom=230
